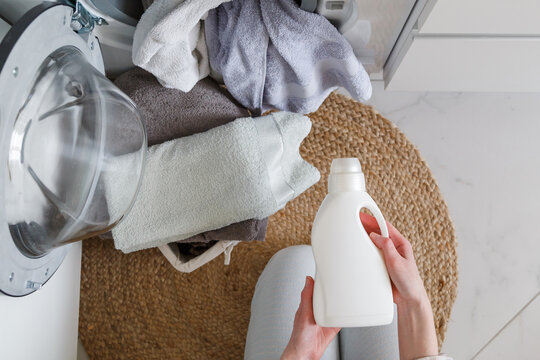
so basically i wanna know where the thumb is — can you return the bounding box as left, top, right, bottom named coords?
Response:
left=300, top=276, right=314, bottom=304
left=298, top=276, right=315, bottom=322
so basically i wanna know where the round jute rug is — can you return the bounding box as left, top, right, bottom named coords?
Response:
left=79, top=92, right=457, bottom=359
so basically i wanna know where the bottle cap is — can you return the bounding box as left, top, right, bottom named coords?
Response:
left=330, top=158, right=362, bottom=174
left=328, top=158, right=365, bottom=193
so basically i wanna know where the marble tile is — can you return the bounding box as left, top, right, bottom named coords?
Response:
left=475, top=292, right=540, bottom=359
left=364, top=82, right=540, bottom=359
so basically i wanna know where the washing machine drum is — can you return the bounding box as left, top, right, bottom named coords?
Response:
left=0, top=2, right=146, bottom=296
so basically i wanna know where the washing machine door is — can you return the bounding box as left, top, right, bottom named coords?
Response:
left=0, top=2, right=146, bottom=296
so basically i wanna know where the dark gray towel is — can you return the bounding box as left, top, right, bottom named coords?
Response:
left=114, top=67, right=250, bottom=146
left=105, top=67, right=267, bottom=244
left=185, top=218, right=268, bottom=243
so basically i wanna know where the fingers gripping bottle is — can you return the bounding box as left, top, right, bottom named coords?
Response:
left=312, top=158, right=394, bottom=327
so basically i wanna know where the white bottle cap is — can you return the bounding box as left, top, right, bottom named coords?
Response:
left=330, top=158, right=362, bottom=174
left=328, top=158, right=366, bottom=193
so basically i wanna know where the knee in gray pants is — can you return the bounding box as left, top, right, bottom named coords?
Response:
left=245, top=245, right=398, bottom=360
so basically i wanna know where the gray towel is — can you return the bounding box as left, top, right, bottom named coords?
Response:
left=114, top=67, right=249, bottom=145
left=205, top=0, right=371, bottom=114
left=107, top=68, right=267, bottom=244
left=185, top=218, right=268, bottom=244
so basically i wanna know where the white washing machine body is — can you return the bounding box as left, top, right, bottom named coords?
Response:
left=0, top=2, right=142, bottom=358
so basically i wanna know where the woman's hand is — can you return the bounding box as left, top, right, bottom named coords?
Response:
left=281, top=276, right=341, bottom=360
left=360, top=213, right=439, bottom=360
left=360, top=213, right=428, bottom=306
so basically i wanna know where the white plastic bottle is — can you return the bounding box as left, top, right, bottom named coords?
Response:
left=312, top=158, right=394, bottom=327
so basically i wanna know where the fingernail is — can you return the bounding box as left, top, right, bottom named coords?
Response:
left=370, top=232, right=378, bottom=239
left=305, top=277, right=309, bottom=287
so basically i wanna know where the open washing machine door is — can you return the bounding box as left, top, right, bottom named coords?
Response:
left=0, top=1, right=146, bottom=297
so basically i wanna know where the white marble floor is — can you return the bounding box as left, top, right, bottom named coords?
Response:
left=366, top=82, right=540, bottom=359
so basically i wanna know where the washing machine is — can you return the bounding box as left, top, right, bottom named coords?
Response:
left=0, top=1, right=145, bottom=358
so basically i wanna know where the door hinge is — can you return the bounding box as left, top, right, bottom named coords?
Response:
left=70, top=1, right=107, bottom=33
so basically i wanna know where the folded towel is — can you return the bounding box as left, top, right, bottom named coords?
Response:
left=110, top=68, right=267, bottom=245
left=110, top=112, right=320, bottom=253
left=132, top=0, right=229, bottom=92
left=205, top=0, right=371, bottom=114
left=114, top=67, right=248, bottom=145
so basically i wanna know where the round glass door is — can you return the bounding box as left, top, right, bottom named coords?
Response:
left=5, top=46, right=146, bottom=257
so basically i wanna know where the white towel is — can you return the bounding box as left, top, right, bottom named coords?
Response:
left=111, top=112, right=320, bottom=253
left=132, top=0, right=229, bottom=92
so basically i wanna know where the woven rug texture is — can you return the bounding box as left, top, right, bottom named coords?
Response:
left=79, top=92, right=458, bottom=359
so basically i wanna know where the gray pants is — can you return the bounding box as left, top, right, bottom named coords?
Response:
left=244, top=245, right=399, bottom=360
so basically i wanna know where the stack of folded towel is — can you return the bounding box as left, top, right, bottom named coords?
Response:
left=107, top=68, right=319, bottom=274
left=111, top=68, right=269, bottom=250
left=132, top=0, right=372, bottom=114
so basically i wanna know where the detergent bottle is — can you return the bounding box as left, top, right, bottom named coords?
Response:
left=312, top=158, right=394, bottom=327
